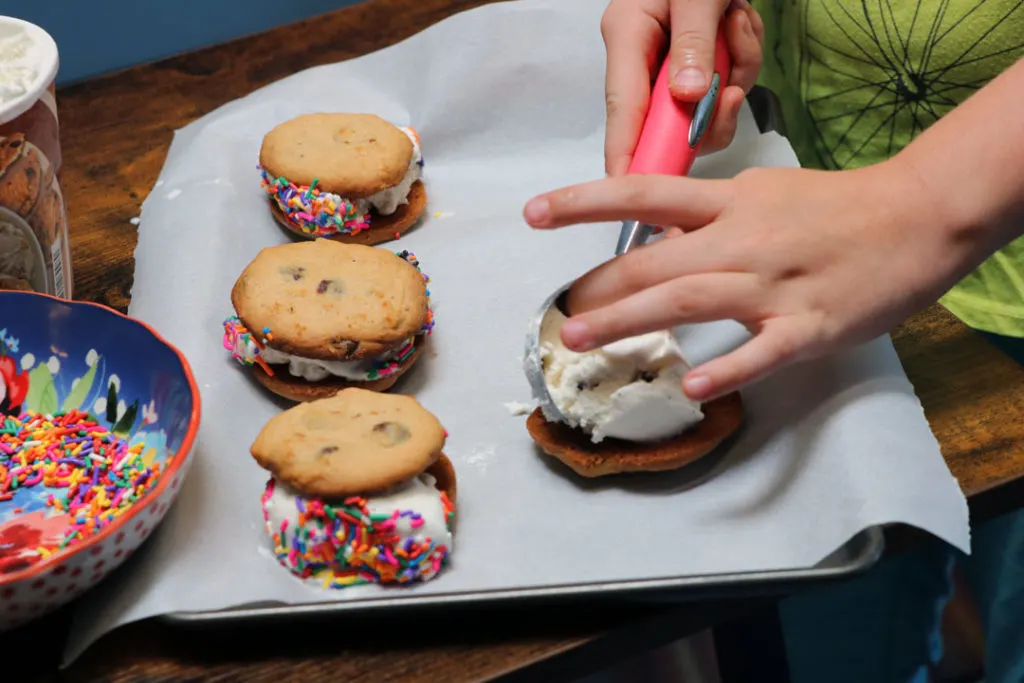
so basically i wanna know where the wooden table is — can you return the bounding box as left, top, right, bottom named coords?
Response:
left=10, top=0, right=1024, bottom=680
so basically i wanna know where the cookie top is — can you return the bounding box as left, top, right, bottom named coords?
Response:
left=231, top=240, right=428, bottom=360
left=259, top=114, right=413, bottom=198
left=251, top=388, right=447, bottom=497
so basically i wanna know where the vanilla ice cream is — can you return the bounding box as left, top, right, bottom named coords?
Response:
left=262, top=473, right=454, bottom=585
left=259, top=341, right=412, bottom=382
left=539, top=307, right=704, bottom=443
left=361, top=127, right=423, bottom=215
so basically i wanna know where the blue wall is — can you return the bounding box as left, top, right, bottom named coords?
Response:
left=0, top=2, right=364, bottom=85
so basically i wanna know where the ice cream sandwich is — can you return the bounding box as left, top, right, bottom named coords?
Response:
left=526, top=307, right=743, bottom=477
left=259, top=113, right=426, bottom=245
left=223, top=239, right=434, bottom=401
left=252, top=389, right=457, bottom=588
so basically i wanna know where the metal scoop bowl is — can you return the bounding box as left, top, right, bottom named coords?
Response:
left=522, top=220, right=658, bottom=422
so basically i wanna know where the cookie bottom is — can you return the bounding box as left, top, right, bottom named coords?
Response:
left=425, top=453, right=458, bottom=506
left=251, top=336, right=425, bottom=402
left=270, top=180, right=427, bottom=246
left=526, top=392, right=744, bottom=478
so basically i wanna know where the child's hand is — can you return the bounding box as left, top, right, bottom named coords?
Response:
left=523, top=160, right=984, bottom=401
left=601, top=0, right=764, bottom=176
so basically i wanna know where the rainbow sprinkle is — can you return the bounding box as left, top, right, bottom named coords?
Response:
left=222, top=316, right=275, bottom=376
left=397, top=250, right=435, bottom=336
left=366, top=340, right=417, bottom=381
left=261, top=478, right=454, bottom=587
left=0, top=411, right=161, bottom=552
left=259, top=169, right=371, bottom=237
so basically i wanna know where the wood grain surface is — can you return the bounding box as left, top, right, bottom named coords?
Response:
left=13, top=599, right=776, bottom=683
left=11, top=0, right=1024, bottom=680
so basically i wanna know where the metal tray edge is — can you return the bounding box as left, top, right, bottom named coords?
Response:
left=159, top=526, right=884, bottom=626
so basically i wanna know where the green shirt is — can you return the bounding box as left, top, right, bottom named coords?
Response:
left=754, top=0, right=1024, bottom=337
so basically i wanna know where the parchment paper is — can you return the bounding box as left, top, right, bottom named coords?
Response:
left=64, top=0, right=969, bottom=664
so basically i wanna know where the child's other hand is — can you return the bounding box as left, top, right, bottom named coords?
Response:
left=601, top=0, right=764, bottom=177
left=523, top=161, right=980, bottom=401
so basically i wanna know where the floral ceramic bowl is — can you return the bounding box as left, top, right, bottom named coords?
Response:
left=0, top=292, right=200, bottom=630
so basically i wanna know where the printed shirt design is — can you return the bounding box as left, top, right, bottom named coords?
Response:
left=756, top=0, right=1024, bottom=336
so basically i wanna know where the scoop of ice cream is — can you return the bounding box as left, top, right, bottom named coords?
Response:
left=539, top=307, right=704, bottom=443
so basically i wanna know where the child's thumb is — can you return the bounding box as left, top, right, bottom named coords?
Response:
left=667, top=0, right=729, bottom=101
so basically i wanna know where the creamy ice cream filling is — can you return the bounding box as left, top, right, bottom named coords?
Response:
left=258, top=126, right=423, bottom=237
left=259, top=338, right=415, bottom=382
left=261, top=473, right=454, bottom=587
left=539, top=307, right=704, bottom=443
left=222, top=316, right=415, bottom=383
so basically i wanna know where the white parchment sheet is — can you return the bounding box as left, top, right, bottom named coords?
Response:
left=64, top=0, right=969, bottom=663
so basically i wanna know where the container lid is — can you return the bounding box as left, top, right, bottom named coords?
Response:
left=0, top=16, right=58, bottom=126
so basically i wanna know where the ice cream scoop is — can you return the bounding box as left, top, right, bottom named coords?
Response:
left=524, top=24, right=731, bottom=423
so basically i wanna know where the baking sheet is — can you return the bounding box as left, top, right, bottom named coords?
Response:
left=63, top=0, right=969, bottom=664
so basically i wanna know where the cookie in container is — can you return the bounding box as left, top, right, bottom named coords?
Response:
left=0, top=17, right=72, bottom=298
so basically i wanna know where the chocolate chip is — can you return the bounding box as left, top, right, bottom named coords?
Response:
left=635, top=372, right=656, bottom=383
left=329, top=338, right=359, bottom=358
left=316, top=445, right=338, bottom=460
left=279, top=265, right=306, bottom=281
left=316, top=279, right=345, bottom=295
left=371, top=421, right=410, bottom=447
left=576, top=381, right=598, bottom=391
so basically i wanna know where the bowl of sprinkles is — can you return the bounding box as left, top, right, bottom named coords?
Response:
left=0, top=292, right=200, bottom=630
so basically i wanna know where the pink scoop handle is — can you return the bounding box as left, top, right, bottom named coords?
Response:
left=628, top=20, right=732, bottom=177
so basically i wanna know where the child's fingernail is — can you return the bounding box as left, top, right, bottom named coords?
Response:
left=683, top=374, right=711, bottom=399
left=673, top=68, right=706, bottom=91
left=524, top=197, right=551, bottom=226
left=561, top=319, right=594, bottom=351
